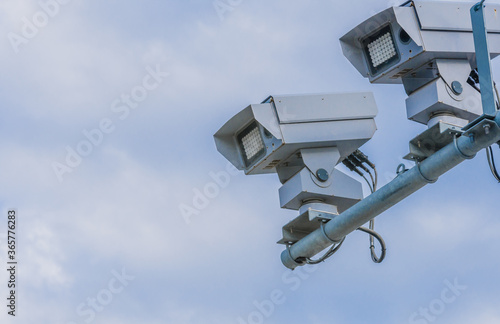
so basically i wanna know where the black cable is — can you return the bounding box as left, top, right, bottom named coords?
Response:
left=344, top=154, right=374, bottom=195
left=305, top=236, right=346, bottom=265
left=363, top=164, right=385, bottom=263
left=298, top=157, right=361, bottom=265
left=345, top=150, right=386, bottom=263
left=342, top=159, right=364, bottom=177
left=361, top=174, right=374, bottom=193
left=357, top=226, right=387, bottom=263
left=487, top=146, right=500, bottom=182
left=308, top=150, right=387, bottom=265
left=353, top=150, right=375, bottom=169
left=347, top=155, right=370, bottom=173
left=494, top=82, right=500, bottom=110
left=468, top=69, right=482, bottom=93
left=348, top=155, right=377, bottom=189
left=468, top=69, right=500, bottom=109
left=366, top=169, right=376, bottom=190
left=468, top=79, right=481, bottom=93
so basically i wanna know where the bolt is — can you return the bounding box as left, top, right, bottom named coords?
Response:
left=484, top=124, right=491, bottom=135
left=316, top=169, right=329, bottom=182
left=451, top=81, right=463, bottom=95
left=469, top=133, right=476, bottom=143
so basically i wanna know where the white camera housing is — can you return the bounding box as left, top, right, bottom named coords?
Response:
left=214, top=92, right=379, bottom=244
left=340, top=1, right=500, bottom=84
left=214, top=93, right=378, bottom=176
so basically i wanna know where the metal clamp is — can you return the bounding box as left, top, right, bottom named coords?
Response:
left=417, top=163, right=437, bottom=184
left=285, top=244, right=305, bottom=266
left=320, top=222, right=340, bottom=244
left=453, top=135, right=476, bottom=160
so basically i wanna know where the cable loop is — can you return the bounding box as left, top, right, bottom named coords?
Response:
left=487, top=146, right=500, bottom=183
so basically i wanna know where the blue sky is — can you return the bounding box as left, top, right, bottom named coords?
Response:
left=1, top=0, right=500, bottom=323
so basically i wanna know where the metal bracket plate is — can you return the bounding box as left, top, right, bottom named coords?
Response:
left=404, top=122, right=464, bottom=162
left=277, top=209, right=338, bottom=245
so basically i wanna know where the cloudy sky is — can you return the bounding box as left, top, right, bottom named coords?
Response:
left=0, top=0, right=500, bottom=323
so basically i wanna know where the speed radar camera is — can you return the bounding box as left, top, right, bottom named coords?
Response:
left=214, top=93, right=377, bottom=175
left=214, top=93, right=378, bottom=244
left=341, top=0, right=500, bottom=161
left=340, top=1, right=500, bottom=85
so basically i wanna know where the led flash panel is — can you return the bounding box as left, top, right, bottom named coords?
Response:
left=362, top=25, right=400, bottom=76
left=368, top=33, right=397, bottom=67
left=238, top=122, right=266, bottom=168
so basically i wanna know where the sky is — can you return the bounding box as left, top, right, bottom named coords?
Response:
left=0, top=0, right=500, bottom=323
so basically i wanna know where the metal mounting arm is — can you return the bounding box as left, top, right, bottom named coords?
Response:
left=471, top=0, right=498, bottom=117
left=281, top=114, right=500, bottom=269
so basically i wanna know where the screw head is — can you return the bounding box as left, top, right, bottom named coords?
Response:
left=316, top=169, right=329, bottom=182
left=451, top=81, right=463, bottom=95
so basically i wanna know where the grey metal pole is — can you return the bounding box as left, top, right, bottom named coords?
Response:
left=471, top=0, right=497, bottom=117
left=281, top=116, right=500, bottom=269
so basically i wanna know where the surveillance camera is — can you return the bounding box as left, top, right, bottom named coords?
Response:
left=341, top=0, right=500, bottom=160
left=340, top=0, right=500, bottom=84
left=214, top=92, right=379, bottom=244
left=214, top=93, right=378, bottom=177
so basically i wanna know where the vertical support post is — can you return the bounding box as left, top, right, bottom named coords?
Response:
left=471, top=0, right=497, bottom=117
